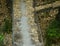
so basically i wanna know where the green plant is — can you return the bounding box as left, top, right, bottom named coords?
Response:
left=0, top=34, right=4, bottom=42
left=3, top=18, right=12, bottom=33
left=46, top=19, right=60, bottom=46
left=0, top=34, right=4, bottom=46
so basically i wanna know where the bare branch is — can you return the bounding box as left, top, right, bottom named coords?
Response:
left=35, top=1, right=60, bottom=11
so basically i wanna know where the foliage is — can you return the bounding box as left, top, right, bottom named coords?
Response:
left=0, top=34, right=4, bottom=42
left=46, top=19, right=60, bottom=46
left=46, top=8, right=60, bottom=46
left=3, top=17, right=12, bottom=33
left=0, top=34, right=4, bottom=46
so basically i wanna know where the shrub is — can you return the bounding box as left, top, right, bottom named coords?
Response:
left=46, top=19, right=60, bottom=46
